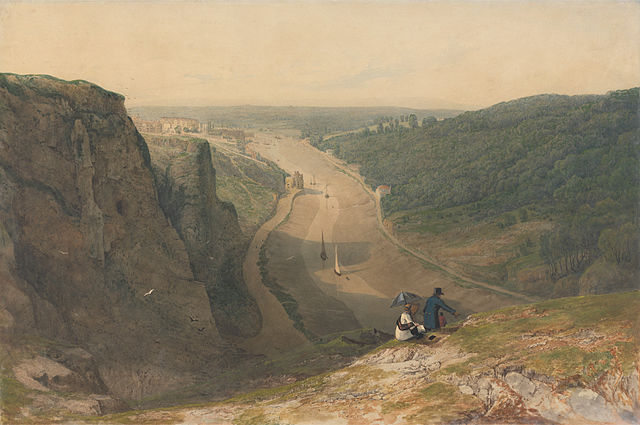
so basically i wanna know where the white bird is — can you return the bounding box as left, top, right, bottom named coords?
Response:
left=58, top=250, right=68, bottom=255
left=286, top=256, right=295, bottom=261
left=144, top=289, right=155, bottom=297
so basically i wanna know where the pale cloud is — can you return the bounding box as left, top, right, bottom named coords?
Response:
left=312, top=66, right=411, bottom=90
left=184, top=74, right=218, bottom=82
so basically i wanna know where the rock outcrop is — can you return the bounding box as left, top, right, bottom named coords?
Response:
left=0, top=74, right=227, bottom=404
left=146, top=136, right=261, bottom=338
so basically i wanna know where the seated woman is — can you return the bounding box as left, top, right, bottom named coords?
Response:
left=395, top=303, right=426, bottom=341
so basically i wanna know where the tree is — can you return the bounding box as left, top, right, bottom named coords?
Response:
left=408, top=114, right=418, bottom=129
left=599, top=223, right=639, bottom=266
left=503, top=213, right=517, bottom=227
left=422, top=116, right=437, bottom=128
left=518, top=208, right=529, bottom=222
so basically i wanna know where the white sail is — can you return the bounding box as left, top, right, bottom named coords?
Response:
left=334, top=245, right=342, bottom=276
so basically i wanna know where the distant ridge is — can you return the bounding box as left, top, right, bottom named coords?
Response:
left=128, top=105, right=463, bottom=133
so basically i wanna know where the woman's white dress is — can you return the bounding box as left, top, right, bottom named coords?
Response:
left=396, top=311, right=422, bottom=341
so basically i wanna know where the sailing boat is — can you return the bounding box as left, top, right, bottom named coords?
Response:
left=320, top=231, right=328, bottom=261
left=334, top=246, right=342, bottom=276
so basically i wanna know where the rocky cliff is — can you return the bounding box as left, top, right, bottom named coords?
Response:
left=0, top=74, right=234, bottom=410
left=146, top=136, right=261, bottom=338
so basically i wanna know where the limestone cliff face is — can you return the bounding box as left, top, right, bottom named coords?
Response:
left=0, top=74, right=224, bottom=401
left=146, top=136, right=261, bottom=338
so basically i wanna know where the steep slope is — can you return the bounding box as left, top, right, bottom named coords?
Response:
left=146, top=136, right=261, bottom=338
left=95, top=291, right=639, bottom=424
left=0, top=74, right=228, bottom=410
left=143, top=134, right=286, bottom=237
left=211, top=146, right=285, bottom=236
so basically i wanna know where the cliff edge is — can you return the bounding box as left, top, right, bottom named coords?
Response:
left=0, top=74, right=229, bottom=410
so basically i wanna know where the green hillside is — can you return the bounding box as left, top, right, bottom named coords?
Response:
left=314, top=89, right=639, bottom=297
left=442, top=290, right=639, bottom=380
left=212, top=149, right=286, bottom=236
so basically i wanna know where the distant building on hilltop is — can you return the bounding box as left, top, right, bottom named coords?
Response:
left=376, top=185, right=392, bottom=197
left=285, top=171, right=304, bottom=191
left=160, top=117, right=200, bottom=134
left=131, top=116, right=162, bottom=133
left=131, top=116, right=205, bottom=135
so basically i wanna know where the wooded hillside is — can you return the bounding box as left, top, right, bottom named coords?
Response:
left=313, top=89, right=638, bottom=295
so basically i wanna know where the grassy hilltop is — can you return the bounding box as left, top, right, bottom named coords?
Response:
left=52, top=290, right=639, bottom=424
left=313, top=89, right=639, bottom=298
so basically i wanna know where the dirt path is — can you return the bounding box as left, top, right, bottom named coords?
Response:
left=315, top=145, right=538, bottom=303
left=236, top=189, right=309, bottom=356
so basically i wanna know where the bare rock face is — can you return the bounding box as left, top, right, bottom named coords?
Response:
left=0, top=74, right=224, bottom=401
left=147, top=136, right=261, bottom=338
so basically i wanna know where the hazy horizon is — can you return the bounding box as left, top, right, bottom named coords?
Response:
left=1, top=1, right=638, bottom=110
left=122, top=85, right=635, bottom=113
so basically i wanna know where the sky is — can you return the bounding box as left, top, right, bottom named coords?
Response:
left=1, top=1, right=639, bottom=109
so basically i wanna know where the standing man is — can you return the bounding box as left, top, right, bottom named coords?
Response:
left=423, top=288, right=458, bottom=330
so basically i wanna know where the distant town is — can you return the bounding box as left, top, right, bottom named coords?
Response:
left=131, top=116, right=252, bottom=141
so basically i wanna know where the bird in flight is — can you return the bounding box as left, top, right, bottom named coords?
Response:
left=144, top=289, right=155, bottom=297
